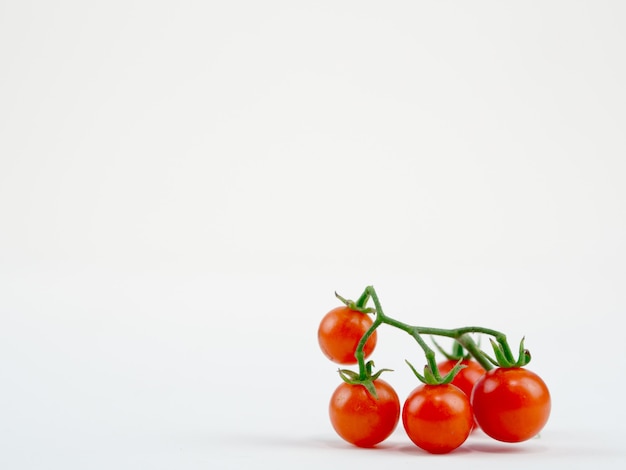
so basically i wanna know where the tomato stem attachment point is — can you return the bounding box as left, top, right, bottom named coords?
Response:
left=334, top=291, right=376, bottom=314
left=338, top=360, right=393, bottom=399
left=405, top=359, right=467, bottom=385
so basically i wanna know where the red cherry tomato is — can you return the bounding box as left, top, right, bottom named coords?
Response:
left=471, top=367, right=551, bottom=443
left=329, top=379, right=400, bottom=448
left=318, top=306, right=377, bottom=364
left=402, top=384, right=473, bottom=454
left=438, top=359, right=485, bottom=430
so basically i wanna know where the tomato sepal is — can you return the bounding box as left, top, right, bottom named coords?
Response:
left=405, top=358, right=467, bottom=385
left=489, top=337, right=531, bottom=368
left=338, top=360, right=393, bottom=399
left=334, top=291, right=376, bottom=314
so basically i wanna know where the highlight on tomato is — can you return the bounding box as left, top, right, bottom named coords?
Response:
left=471, top=367, right=551, bottom=442
left=318, top=305, right=377, bottom=364
left=402, top=383, right=473, bottom=454
left=329, top=379, right=400, bottom=448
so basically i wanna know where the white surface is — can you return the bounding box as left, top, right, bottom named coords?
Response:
left=1, top=1, right=626, bottom=468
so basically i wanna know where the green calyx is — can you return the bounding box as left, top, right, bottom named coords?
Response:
left=405, top=358, right=467, bottom=385
left=488, top=337, right=532, bottom=368
left=334, top=291, right=376, bottom=314
left=338, top=361, right=392, bottom=399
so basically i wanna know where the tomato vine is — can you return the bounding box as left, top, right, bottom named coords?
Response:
left=347, top=285, right=530, bottom=385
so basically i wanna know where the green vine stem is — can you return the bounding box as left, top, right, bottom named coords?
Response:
left=352, top=285, right=527, bottom=380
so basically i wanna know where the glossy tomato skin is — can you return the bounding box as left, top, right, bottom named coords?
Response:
left=402, top=384, right=473, bottom=454
left=329, top=379, right=400, bottom=448
left=437, top=359, right=485, bottom=397
left=438, top=359, right=485, bottom=430
left=471, top=367, right=551, bottom=443
left=318, top=306, right=377, bottom=364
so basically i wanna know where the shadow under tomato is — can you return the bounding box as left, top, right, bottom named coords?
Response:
left=463, top=442, right=548, bottom=454
left=396, top=444, right=473, bottom=456
left=213, top=431, right=548, bottom=456
left=315, top=437, right=402, bottom=452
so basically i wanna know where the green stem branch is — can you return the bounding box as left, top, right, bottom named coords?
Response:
left=353, top=285, right=506, bottom=379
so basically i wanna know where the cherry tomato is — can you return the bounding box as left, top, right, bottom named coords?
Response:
left=402, top=384, right=473, bottom=454
left=438, top=359, right=485, bottom=430
left=329, top=379, right=400, bottom=448
left=471, top=367, right=551, bottom=443
left=318, top=306, right=377, bottom=364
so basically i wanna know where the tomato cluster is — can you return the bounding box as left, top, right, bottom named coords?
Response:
left=318, top=293, right=551, bottom=454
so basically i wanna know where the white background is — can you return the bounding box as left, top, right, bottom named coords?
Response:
left=1, top=1, right=625, bottom=468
